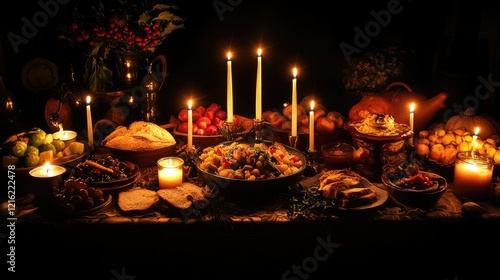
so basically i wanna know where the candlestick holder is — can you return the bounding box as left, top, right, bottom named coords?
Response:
left=221, top=121, right=237, bottom=141
left=184, top=146, right=198, bottom=178
left=305, top=149, right=321, bottom=176
left=253, top=119, right=263, bottom=142
left=288, top=134, right=298, bottom=149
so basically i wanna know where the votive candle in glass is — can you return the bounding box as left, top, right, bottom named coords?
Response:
left=453, top=151, right=494, bottom=200
left=157, top=157, right=184, bottom=188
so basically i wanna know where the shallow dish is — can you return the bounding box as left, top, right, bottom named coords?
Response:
left=71, top=161, right=141, bottom=191
left=194, top=140, right=307, bottom=198
left=381, top=171, right=447, bottom=209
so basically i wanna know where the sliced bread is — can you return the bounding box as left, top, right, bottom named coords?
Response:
left=156, top=182, right=206, bottom=210
left=118, top=187, right=157, bottom=214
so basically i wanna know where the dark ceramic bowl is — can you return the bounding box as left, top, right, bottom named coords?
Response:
left=381, top=171, right=447, bottom=209
left=194, top=140, right=307, bottom=199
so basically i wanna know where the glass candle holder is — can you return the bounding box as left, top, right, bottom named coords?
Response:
left=52, top=130, right=77, bottom=146
left=157, top=157, right=184, bottom=189
left=453, top=151, right=494, bottom=200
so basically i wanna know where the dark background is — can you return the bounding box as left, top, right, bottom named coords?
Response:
left=1, top=0, right=499, bottom=140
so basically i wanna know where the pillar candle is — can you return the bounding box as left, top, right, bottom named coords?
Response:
left=227, top=52, right=234, bottom=122
left=309, top=101, right=315, bottom=151
left=187, top=100, right=193, bottom=150
left=291, top=68, right=298, bottom=137
left=453, top=152, right=493, bottom=200
left=157, top=157, right=184, bottom=189
left=409, top=102, right=415, bottom=146
left=255, top=49, right=262, bottom=120
left=86, top=95, right=94, bottom=146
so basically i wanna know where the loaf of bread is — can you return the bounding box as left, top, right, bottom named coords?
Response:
left=318, top=169, right=376, bottom=208
left=156, top=182, right=206, bottom=211
left=117, top=187, right=157, bottom=214
left=103, top=121, right=176, bottom=151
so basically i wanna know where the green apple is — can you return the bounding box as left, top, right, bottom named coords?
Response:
left=52, top=139, right=65, bottom=152
left=26, top=145, right=39, bottom=156
left=24, top=153, right=40, bottom=167
left=11, top=141, right=27, bottom=157
left=27, top=128, right=46, bottom=148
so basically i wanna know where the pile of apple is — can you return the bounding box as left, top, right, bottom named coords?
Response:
left=177, top=103, right=228, bottom=136
left=262, top=95, right=346, bottom=133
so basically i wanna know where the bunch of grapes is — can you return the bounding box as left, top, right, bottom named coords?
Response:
left=50, top=179, right=106, bottom=216
left=70, top=155, right=131, bottom=183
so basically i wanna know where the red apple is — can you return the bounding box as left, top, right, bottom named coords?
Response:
left=313, top=109, right=327, bottom=122
left=207, top=103, right=220, bottom=112
left=192, top=123, right=199, bottom=134
left=177, top=122, right=188, bottom=133
left=196, top=105, right=206, bottom=116
left=206, top=124, right=219, bottom=135
left=315, top=117, right=335, bottom=133
left=196, top=116, right=212, bottom=129
left=178, top=109, right=188, bottom=122
left=298, top=115, right=309, bottom=127
left=215, top=110, right=227, bottom=120
left=192, top=110, right=201, bottom=122
left=213, top=117, right=222, bottom=128
left=204, top=109, right=215, bottom=120
left=196, top=128, right=205, bottom=135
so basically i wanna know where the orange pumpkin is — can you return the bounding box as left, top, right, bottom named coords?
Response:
left=348, top=95, right=391, bottom=122
left=444, top=107, right=500, bottom=139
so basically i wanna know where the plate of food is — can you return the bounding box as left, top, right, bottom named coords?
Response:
left=195, top=140, right=307, bottom=197
left=68, top=156, right=140, bottom=192
left=315, top=169, right=388, bottom=210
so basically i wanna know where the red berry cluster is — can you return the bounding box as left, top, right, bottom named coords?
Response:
left=69, top=20, right=166, bottom=52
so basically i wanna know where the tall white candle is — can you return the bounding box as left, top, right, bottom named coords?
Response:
left=86, top=95, right=94, bottom=146
left=409, top=102, right=415, bottom=146
left=309, top=101, right=315, bottom=151
left=227, top=52, right=234, bottom=122
left=255, top=48, right=262, bottom=120
left=187, top=100, right=193, bottom=150
left=291, top=68, right=298, bottom=137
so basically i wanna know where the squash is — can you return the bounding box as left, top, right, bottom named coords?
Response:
left=348, top=94, right=391, bottom=122
left=444, top=107, right=500, bottom=139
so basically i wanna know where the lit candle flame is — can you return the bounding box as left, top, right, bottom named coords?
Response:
left=45, top=161, right=51, bottom=174
left=258, top=48, right=262, bottom=57
left=410, top=102, right=415, bottom=113
left=188, top=99, right=192, bottom=110
left=58, top=123, right=64, bottom=132
left=310, top=100, right=315, bottom=111
left=227, top=52, right=231, bottom=61
left=86, top=95, right=91, bottom=104
left=474, top=127, right=479, bottom=136
left=293, top=68, right=297, bottom=78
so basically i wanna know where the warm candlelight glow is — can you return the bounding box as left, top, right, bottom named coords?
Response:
left=187, top=99, right=193, bottom=150
left=309, top=100, right=315, bottom=152
left=29, top=162, right=66, bottom=178
left=255, top=48, right=262, bottom=120
left=157, top=157, right=184, bottom=189
left=409, top=102, right=415, bottom=146
left=471, top=126, right=480, bottom=156
left=454, top=152, right=494, bottom=200
left=291, top=68, right=298, bottom=137
left=227, top=52, right=234, bottom=122
left=86, top=95, right=94, bottom=146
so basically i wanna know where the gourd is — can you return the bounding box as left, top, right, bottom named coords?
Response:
left=348, top=95, right=391, bottom=122
left=444, top=107, right=500, bottom=139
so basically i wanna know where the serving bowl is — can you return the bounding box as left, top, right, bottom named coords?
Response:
left=194, top=140, right=307, bottom=199
left=264, top=123, right=344, bottom=152
left=104, top=145, right=176, bottom=167
left=381, top=171, right=447, bottom=209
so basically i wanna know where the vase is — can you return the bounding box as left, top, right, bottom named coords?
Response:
left=139, top=54, right=167, bottom=124
left=114, top=50, right=143, bottom=89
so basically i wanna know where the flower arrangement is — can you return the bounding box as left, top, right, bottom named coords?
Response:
left=342, top=46, right=406, bottom=95
left=60, top=0, right=185, bottom=92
